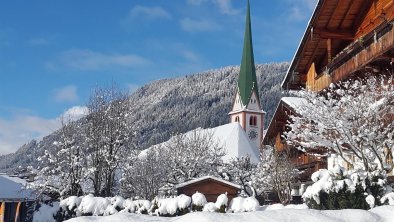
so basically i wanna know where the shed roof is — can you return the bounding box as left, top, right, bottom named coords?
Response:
left=175, top=176, right=242, bottom=190
left=0, top=174, right=35, bottom=201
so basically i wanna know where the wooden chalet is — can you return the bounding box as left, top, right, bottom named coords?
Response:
left=266, top=0, right=394, bottom=182
left=282, top=0, right=394, bottom=91
left=175, top=176, right=241, bottom=203
left=263, top=97, right=327, bottom=182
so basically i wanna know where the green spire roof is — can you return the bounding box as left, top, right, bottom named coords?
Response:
left=238, top=0, right=259, bottom=106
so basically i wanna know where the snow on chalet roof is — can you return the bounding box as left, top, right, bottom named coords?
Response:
left=0, top=174, right=35, bottom=201
left=281, top=97, right=306, bottom=111
left=175, top=176, right=242, bottom=189
left=140, top=122, right=260, bottom=163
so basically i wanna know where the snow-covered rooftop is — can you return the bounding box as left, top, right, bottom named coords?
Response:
left=281, top=97, right=307, bottom=110
left=140, top=122, right=260, bottom=163
left=0, top=174, right=35, bottom=201
left=175, top=176, right=242, bottom=189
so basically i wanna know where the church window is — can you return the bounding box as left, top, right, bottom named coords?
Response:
left=235, top=116, right=240, bottom=122
left=249, top=116, right=257, bottom=126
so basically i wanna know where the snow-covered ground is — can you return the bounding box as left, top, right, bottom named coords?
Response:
left=65, top=205, right=394, bottom=222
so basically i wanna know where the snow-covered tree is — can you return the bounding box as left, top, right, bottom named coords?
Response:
left=221, top=156, right=257, bottom=197
left=120, top=149, right=165, bottom=200
left=35, top=117, right=84, bottom=198
left=252, top=145, right=298, bottom=204
left=160, top=131, right=225, bottom=186
left=84, top=85, right=134, bottom=196
left=285, top=75, right=394, bottom=172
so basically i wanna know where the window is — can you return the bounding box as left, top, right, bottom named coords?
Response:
left=235, top=116, right=240, bottom=122
left=249, top=116, right=257, bottom=126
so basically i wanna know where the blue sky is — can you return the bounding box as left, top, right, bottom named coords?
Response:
left=0, top=0, right=316, bottom=154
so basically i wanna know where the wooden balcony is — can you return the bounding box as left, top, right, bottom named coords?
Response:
left=308, top=20, right=394, bottom=92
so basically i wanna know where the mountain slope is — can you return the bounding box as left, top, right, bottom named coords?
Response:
left=0, top=63, right=289, bottom=172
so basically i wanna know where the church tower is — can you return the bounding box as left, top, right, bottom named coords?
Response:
left=229, top=0, right=265, bottom=149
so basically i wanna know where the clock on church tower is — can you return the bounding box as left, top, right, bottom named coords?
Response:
left=228, top=0, right=265, bottom=150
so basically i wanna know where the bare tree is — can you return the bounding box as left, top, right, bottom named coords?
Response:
left=161, top=130, right=225, bottom=185
left=84, top=84, right=133, bottom=196
left=120, top=149, right=164, bottom=200
left=35, top=116, right=84, bottom=198
left=252, top=145, right=298, bottom=204
left=221, top=156, right=257, bottom=196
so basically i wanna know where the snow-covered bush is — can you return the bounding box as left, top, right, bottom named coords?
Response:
left=155, top=197, right=178, bottom=217
left=191, top=192, right=207, bottom=211
left=215, top=193, right=228, bottom=213
left=228, top=197, right=244, bottom=212
left=134, top=199, right=151, bottom=214
left=203, top=202, right=218, bottom=212
left=33, top=202, right=60, bottom=222
left=228, top=196, right=259, bottom=212
left=121, top=198, right=136, bottom=213
left=381, top=192, right=394, bottom=205
left=77, top=194, right=111, bottom=216
left=58, top=196, right=82, bottom=220
left=110, top=196, right=125, bottom=211
left=177, top=194, right=191, bottom=215
left=303, top=167, right=392, bottom=210
left=243, top=196, right=259, bottom=212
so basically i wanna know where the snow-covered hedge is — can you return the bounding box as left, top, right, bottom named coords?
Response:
left=303, top=166, right=394, bottom=210
left=35, top=192, right=261, bottom=221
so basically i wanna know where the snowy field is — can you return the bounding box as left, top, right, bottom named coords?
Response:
left=66, top=205, right=394, bottom=222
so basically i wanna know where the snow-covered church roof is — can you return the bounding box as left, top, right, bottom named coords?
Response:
left=141, top=122, right=260, bottom=163
left=175, top=175, right=242, bottom=189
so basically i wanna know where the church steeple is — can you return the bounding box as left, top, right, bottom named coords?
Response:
left=238, top=0, right=259, bottom=106
left=229, top=0, right=264, bottom=150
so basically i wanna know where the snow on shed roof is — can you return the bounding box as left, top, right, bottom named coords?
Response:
left=0, top=174, right=35, bottom=201
left=175, top=176, right=242, bottom=189
left=140, top=122, right=260, bottom=163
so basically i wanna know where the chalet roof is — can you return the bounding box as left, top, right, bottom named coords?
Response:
left=0, top=174, right=35, bottom=201
left=263, top=97, right=306, bottom=144
left=238, top=0, right=259, bottom=105
left=175, top=176, right=242, bottom=190
left=282, top=0, right=376, bottom=90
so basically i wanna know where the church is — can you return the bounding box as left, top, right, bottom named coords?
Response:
left=144, top=0, right=264, bottom=164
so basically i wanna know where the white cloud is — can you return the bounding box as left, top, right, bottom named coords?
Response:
left=287, top=0, right=317, bottom=21
left=61, top=106, right=88, bottom=122
left=50, top=49, right=151, bottom=71
left=0, top=115, right=59, bottom=155
left=54, top=85, right=79, bottom=103
left=28, top=38, right=49, bottom=46
left=0, top=106, right=88, bottom=155
left=180, top=50, right=200, bottom=62
left=180, top=18, right=221, bottom=32
left=186, top=0, right=240, bottom=15
left=128, top=5, right=172, bottom=20
left=214, top=0, right=240, bottom=15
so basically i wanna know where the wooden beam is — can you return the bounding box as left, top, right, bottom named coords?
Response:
left=314, top=28, right=354, bottom=40
left=352, top=0, right=375, bottom=33
left=338, top=0, right=356, bottom=29
left=327, top=38, right=332, bottom=63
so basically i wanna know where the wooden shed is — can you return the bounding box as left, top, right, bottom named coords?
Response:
left=175, top=176, right=241, bottom=203
left=0, top=175, right=36, bottom=222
